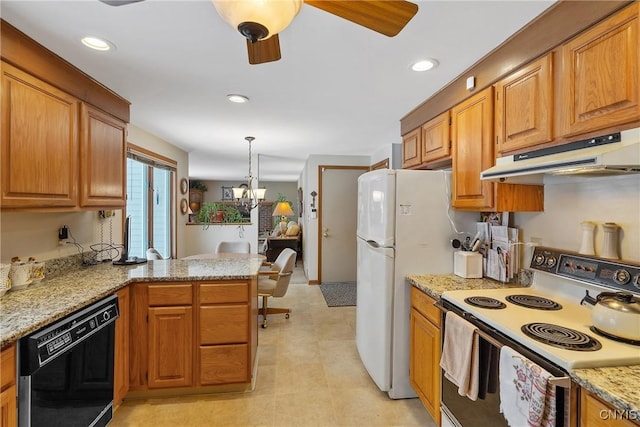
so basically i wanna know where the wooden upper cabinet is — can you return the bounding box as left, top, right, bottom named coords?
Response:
left=452, top=87, right=495, bottom=210
left=80, top=104, right=126, bottom=208
left=561, top=3, right=639, bottom=137
left=1, top=62, right=79, bottom=209
left=421, top=111, right=451, bottom=164
left=402, top=127, right=422, bottom=168
left=495, top=53, right=553, bottom=154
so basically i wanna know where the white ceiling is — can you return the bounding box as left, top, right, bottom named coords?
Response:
left=0, top=0, right=554, bottom=182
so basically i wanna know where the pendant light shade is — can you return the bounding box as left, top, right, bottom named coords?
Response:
left=212, top=0, right=303, bottom=42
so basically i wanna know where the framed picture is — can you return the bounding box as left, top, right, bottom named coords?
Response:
left=222, top=186, right=233, bottom=200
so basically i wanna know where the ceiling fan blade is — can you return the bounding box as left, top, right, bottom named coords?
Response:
left=98, top=0, right=144, bottom=6
left=247, top=34, right=282, bottom=65
left=304, top=0, right=418, bottom=37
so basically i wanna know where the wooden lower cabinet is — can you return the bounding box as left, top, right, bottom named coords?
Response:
left=409, top=288, right=441, bottom=425
left=580, top=389, right=639, bottom=427
left=0, top=344, right=16, bottom=427
left=128, top=279, right=257, bottom=395
left=114, top=286, right=130, bottom=406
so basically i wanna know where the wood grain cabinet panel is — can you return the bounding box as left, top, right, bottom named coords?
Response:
left=410, top=290, right=441, bottom=426
left=580, top=389, right=638, bottom=427
left=1, top=61, right=79, bottom=209
left=148, top=306, right=193, bottom=389
left=200, top=305, right=249, bottom=345
left=114, top=286, right=130, bottom=407
left=495, top=53, right=553, bottom=154
left=80, top=104, right=126, bottom=208
left=402, top=127, right=422, bottom=168
left=452, top=87, right=495, bottom=210
left=199, top=344, right=249, bottom=385
left=421, top=111, right=451, bottom=164
left=561, top=3, right=639, bottom=136
left=0, top=344, right=16, bottom=427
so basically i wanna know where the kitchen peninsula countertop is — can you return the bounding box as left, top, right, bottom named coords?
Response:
left=408, top=273, right=640, bottom=416
left=0, top=255, right=265, bottom=347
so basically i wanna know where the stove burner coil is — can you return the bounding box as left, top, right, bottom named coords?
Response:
left=522, top=323, right=602, bottom=351
left=464, top=296, right=506, bottom=309
left=589, top=326, right=640, bottom=346
left=506, top=294, right=562, bottom=310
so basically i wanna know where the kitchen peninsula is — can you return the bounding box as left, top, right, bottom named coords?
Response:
left=0, top=254, right=265, bottom=410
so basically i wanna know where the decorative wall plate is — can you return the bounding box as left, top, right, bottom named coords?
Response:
left=180, top=178, right=188, bottom=195
left=180, top=198, right=188, bottom=214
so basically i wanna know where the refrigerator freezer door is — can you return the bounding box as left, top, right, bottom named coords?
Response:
left=356, top=237, right=394, bottom=392
left=357, top=169, right=396, bottom=247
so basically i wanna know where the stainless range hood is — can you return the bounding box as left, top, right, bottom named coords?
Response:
left=481, top=128, right=640, bottom=184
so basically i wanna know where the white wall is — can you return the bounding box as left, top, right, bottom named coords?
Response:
left=514, top=175, right=640, bottom=263
left=371, top=143, right=403, bottom=170
left=300, top=154, right=371, bottom=282
left=127, top=125, right=190, bottom=258
left=183, top=224, right=258, bottom=256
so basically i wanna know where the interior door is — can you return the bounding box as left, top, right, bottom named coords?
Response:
left=319, top=166, right=368, bottom=283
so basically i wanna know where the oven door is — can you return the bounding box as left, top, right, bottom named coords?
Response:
left=439, top=300, right=573, bottom=427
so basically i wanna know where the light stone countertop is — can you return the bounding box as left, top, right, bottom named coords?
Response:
left=0, top=256, right=265, bottom=347
left=571, top=366, right=640, bottom=413
left=407, top=273, right=640, bottom=417
left=406, top=273, right=523, bottom=299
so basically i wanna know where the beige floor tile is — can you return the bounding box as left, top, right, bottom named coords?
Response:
left=111, top=265, right=437, bottom=427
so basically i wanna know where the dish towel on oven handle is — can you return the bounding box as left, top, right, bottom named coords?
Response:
left=439, top=311, right=480, bottom=400
left=499, top=346, right=556, bottom=427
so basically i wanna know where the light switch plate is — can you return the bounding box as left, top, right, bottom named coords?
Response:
left=466, top=76, right=475, bottom=90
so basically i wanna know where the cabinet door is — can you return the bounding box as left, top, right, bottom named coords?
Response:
left=1, top=62, right=79, bottom=209
left=421, top=111, right=451, bottom=164
left=495, top=54, right=553, bottom=154
left=80, top=104, right=126, bottom=208
left=0, top=385, right=16, bottom=427
left=452, top=87, right=495, bottom=210
left=199, top=344, right=249, bottom=385
left=148, top=306, right=193, bottom=389
left=114, top=287, right=130, bottom=406
left=580, top=389, right=638, bottom=427
left=402, top=128, right=422, bottom=168
left=410, top=307, right=441, bottom=425
left=561, top=3, right=639, bottom=136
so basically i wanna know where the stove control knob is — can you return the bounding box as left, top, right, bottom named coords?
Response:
left=545, top=256, right=557, bottom=268
left=613, top=269, right=631, bottom=286
left=533, top=254, right=545, bottom=266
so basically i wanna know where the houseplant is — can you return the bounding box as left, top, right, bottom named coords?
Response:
left=196, top=202, right=224, bottom=223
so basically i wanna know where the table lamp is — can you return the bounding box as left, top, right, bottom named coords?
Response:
left=272, top=202, right=294, bottom=234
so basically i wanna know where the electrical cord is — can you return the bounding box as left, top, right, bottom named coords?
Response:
left=65, top=226, right=124, bottom=265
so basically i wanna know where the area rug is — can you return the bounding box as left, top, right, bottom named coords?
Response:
left=319, top=282, right=357, bottom=307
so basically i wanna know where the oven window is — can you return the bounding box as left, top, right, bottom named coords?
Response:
left=442, top=374, right=508, bottom=427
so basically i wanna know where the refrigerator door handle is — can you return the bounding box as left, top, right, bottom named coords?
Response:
left=366, top=240, right=380, bottom=248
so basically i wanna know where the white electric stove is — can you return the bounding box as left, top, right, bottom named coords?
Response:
left=441, top=246, right=640, bottom=371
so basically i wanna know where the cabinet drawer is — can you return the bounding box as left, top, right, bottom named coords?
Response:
left=200, top=305, right=249, bottom=344
left=199, top=344, right=249, bottom=385
left=411, top=287, right=441, bottom=327
left=199, top=282, right=248, bottom=304
left=148, top=283, right=192, bottom=306
left=0, top=344, right=15, bottom=391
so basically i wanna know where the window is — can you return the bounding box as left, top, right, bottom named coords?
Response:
left=126, top=144, right=177, bottom=259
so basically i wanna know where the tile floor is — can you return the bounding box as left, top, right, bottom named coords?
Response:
left=111, top=266, right=436, bottom=427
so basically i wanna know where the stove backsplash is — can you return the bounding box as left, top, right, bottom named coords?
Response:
left=514, top=175, right=639, bottom=263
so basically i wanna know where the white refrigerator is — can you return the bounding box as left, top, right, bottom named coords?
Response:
left=356, top=169, right=476, bottom=399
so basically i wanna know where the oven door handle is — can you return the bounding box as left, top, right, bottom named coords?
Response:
left=434, top=300, right=572, bottom=390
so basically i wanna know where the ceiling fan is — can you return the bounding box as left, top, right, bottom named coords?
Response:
left=98, top=0, right=419, bottom=65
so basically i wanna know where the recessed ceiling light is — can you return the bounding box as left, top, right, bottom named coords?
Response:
left=411, top=59, right=439, bottom=72
left=227, top=94, right=250, bottom=103
left=81, top=36, right=115, bottom=51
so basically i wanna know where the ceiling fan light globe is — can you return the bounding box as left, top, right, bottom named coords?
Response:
left=212, top=0, right=302, bottom=40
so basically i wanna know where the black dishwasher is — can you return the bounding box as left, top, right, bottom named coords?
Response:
left=18, top=294, right=119, bottom=427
